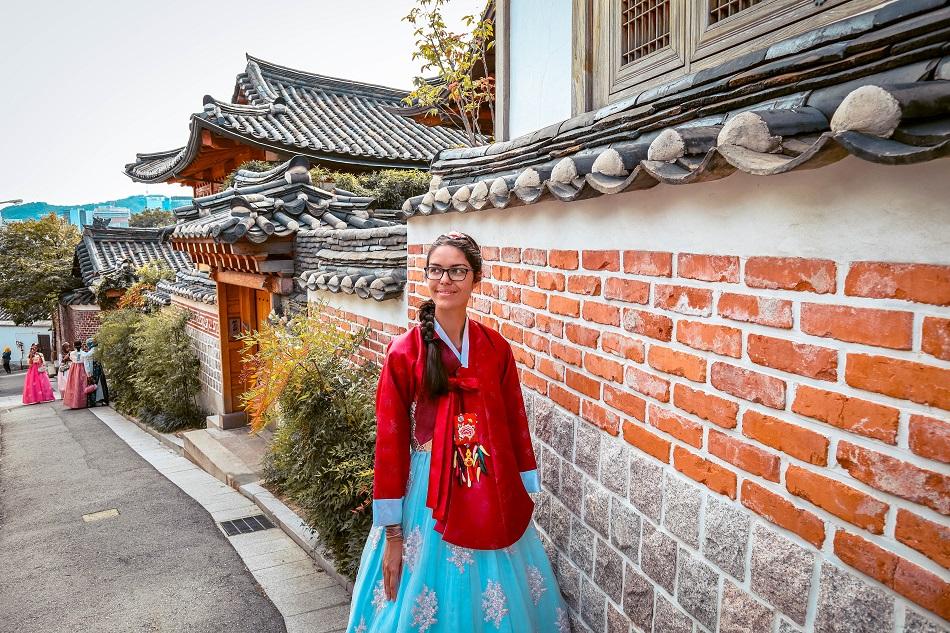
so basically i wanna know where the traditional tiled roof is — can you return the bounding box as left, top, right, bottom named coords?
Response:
left=125, top=55, right=472, bottom=183
left=171, top=157, right=398, bottom=244
left=60, top=287, right=97, bottom=306
left=403, top=1, right=950, bottom=217
left=143, top=270, right=217, bottom=307
left=72, top=226, right=194, bottom=286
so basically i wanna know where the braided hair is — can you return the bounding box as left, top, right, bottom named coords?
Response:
left=420, top=232, right=482, bottom=396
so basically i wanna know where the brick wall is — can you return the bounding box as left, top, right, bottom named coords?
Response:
left=406, top=244, right=949, bottom=632
left=57, top=305, right=102, bottom=348
left=317, top=304, right=406, bottom=366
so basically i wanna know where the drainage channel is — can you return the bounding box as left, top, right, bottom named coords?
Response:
left=219, top=514, right=275, bottom=537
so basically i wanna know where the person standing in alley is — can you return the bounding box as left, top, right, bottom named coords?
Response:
left=85, top=338, right=109, bottom=407
left=58, top=342, right=72, bottom=395
left=2, top=346, right=11, bottom=374
left=22, top=343, right=55, bottom=405
left=63, top=341, right=88, bottom=409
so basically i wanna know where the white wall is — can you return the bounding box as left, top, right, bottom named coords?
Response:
left=507, top=0, right=573, bottom=139
left=411, top=157, right=950, bottom=265
left=0, top=322, right=53, bottom=369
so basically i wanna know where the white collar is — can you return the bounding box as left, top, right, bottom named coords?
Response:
left=434, top=317, right=469, bottom=368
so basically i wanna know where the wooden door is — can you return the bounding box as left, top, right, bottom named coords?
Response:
left=255, top=290, right=272, bottom=332
left=221, top=283, right=272, bottom=413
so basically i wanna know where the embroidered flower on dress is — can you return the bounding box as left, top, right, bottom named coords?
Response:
left=527, top=565, right=547, bottom=605
left=481, top=579, right=509, bottom=628
left=447, top=544, right=474, bottom=573
left=354, top=617, right=367, bottom=633
left=411, top=586, right=438, bottom=632
left=556, top=607, right=570, bottom=633
left=403, top=526, right=423, bottom=573
left=372, top=579, right=388, bottom=614
left=367, top=526, right=382, bottom=550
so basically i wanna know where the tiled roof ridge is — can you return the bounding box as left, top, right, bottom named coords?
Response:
left=244, top=55, right=411, bottom=102
left=402, top=0, right=950, bottom=217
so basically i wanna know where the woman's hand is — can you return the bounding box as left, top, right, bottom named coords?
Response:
left=382, top=534, right=403, bottom=600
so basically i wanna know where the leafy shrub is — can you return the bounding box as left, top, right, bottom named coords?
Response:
left=96, top=309, right=145, bottom=414
left=241, top=307, right=378, bottom=579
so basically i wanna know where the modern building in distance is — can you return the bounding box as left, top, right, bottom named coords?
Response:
left=65, top=205, right=132, bottom=228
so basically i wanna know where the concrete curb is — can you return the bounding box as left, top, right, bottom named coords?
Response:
left=112, top=408, right=185, bottom=455
left=240, top=482, right=354, bottom=595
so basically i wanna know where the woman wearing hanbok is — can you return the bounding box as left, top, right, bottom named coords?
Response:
left=22, top=344, right=55, bottom=405
left=57, top=342, right=72, bottom=395
left=83, top=339, right=109, bottom=407
left=63, top=341, right=89, bottom=410
left=346, top=232, right=570, bottom=633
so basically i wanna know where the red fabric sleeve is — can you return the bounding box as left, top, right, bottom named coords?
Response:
left=372, top=339, right=414, bottom=503
left=500, top=343, right=537, bottom=474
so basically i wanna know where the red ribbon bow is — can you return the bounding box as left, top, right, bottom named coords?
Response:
left=427, top=369, right=480, bottom=523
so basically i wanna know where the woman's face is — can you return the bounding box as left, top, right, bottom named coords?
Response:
left=426, top=245, right=477, bottom=313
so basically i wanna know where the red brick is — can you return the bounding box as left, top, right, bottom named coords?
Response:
left=566, top=368, right=601, bottom=399
left=481, top=246, right=499, bottom=261
left=604, top=384, right=647, bottom=421
left=582, top=400, right=620, bottom=436
left=536, top=271, right=565, bottom=291
left=582, top=301, right=621, bottom=326
left=741, top=481, right=826, bottom=547
left=745, top=257, right=836, bottom=294
left=491, top=302, right=510, bottom=319
left=566, top=323, right=601, bottom=348
left=408, top=244, right=423, bottom=255
left=710, top=431, right=780, bottom=481
left=647, top=346, right=707, bottom=382
left=623, top=308, right=673, bottom=341
left=567, top=274, right=602, bottom=296
left=718, top=293, right=793, bottom=329
left=786, top=465, right=888, bottom=533
left=742, top=410, right=829, bottom=465
left=626, top=366, right=671, bottom=402
left=549, top=295, right=581, bottom=317
left=909, top=414, right=950, bottom=464
left=549, top=250, right=579, bottom=270
left=512, top=307, right=536, bottom=328
left=502, top=286, right=522, bottom=304
left=538, top=357, right=563, bottom=381
left=837, top=441, right=950, bottom=515
left=524, top=331, right=550, bottom=355
left=896, top=509, right=950, bottom=569
left=601, top=332, right=645, bottom=363
left=522, top=370, right=548, bottom=395
left=582, top=250, right=620, bottom=272
left=654, top=284, right=713, bottom=317
left=677, top=253, right=739, bottom=283
left=622, top=421, right=671, bottom=463
left=711, top=362, right=786, bottom=409
left=801, top=304, right=913, bottom=350
left=550, top=384, right=580, bottom=414
left=501, top=322, right=524, bottom=344
left=551, top=341, right=583, bottom=367
left=748, top=334, right=838, bottom=381
left=584, top=353, right=625, bottom=383
left=922, top=316, right=950, bottom=361
left=490, top=264, right=512, bottom=282
left=846, top=262, right=950, bottom=306
left=674, top=383, right=738, bottom=429
left=472, top=295, right=492, bottom=314
left=536, top=313, right=564, bottom=338
left=623, top=251, right=673, bottom=277
left=674, top=446, right=738, bottom=498
left=649, top=404, right=703, bottom=448
left=522, top=248, right=547, bottom=266
left=792, top=385, right=898, bottom=444
left=834, top=530, right=950, bottom=620
left=511, top=267, right=535, bottom=286
left=604, top=278, right=650, bottom=304
left=676, top=320, right=742, bottom=358
left=846, top=353, right=950, bottom=411
left=522, top=289, right=548, bottom=310
left=511, top=344, right=536, bottom=369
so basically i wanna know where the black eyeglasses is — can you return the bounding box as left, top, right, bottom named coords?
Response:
left=424, top=266, right=473, bottom=281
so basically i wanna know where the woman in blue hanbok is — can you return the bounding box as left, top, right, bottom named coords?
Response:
left=346, top=233, right=570, bottom=633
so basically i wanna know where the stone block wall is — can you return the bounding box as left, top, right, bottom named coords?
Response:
left=406, top=242, right=949, bottom=633
left=170, top=298, right=224, bottom=415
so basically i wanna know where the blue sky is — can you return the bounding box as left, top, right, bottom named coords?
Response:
left=0, top=0, right=479, bottom=205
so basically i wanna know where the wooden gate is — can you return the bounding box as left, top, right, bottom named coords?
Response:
left=220, top=283, right=272, bottom=413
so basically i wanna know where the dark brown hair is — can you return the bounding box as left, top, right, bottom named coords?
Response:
left=420, top=232, right=482, bottom=396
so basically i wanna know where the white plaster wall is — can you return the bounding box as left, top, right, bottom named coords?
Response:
left=411, top=157, right=950, bottom=265
left=307, top=290, right=408, bottom=329
left=0, top=323, right=52, bottom=367
left=508, top=0, right=573, bottom=139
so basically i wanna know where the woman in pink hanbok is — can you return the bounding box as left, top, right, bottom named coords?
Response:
left=63, top=341, right=89, bottom=409
left=22, top=344, right=55, bottom=405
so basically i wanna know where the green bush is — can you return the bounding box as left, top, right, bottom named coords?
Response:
left=96, top=307, right=205, bottom=432
left=308, top=167, right=429, bottom=209
left=243, top=309, right=378, bottom=579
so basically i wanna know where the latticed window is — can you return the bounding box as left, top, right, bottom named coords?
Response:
left=620, top=0, right=672, bottom=65
left=707, top=0, right=766, bottom=24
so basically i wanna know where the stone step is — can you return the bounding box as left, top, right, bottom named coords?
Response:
left=182, top=428, right=259, bottom=489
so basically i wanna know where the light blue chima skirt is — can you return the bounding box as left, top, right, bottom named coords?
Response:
left=346, top=450, right=571, bottom=633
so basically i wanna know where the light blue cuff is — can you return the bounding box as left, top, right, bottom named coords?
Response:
left=520, top=469, right=540, bottom=494
left=373, top=498, right=404, bottom=526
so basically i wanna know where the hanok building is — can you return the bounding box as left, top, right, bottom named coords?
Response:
left=56, top=225, right=194, bottom=353
left=124, top=55, right=471, bottom=197
left=402, top=1, right=950, bottom=632
left=163, top=157, right=409, bottom=425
